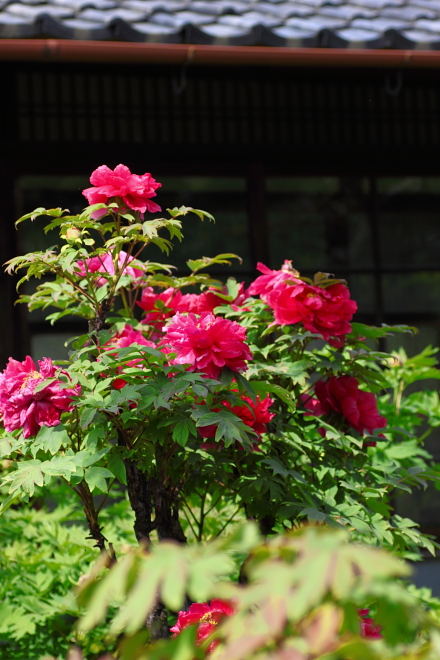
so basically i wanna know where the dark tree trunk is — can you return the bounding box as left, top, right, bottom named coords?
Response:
left=124, top=456, right=154, bottom=545
left=151, top=479, right=186, bottom=543
left=146, top=602, right=171, bottom=641
left=88, top=298, right=114, bottom=338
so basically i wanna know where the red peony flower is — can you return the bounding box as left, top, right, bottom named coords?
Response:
left=163, top=312, right=252, bottom=379
left=248, top=260, right=300, bottom=300
left=266, top=282, right=357, bottom=347
left=358, top=609, right=382, bottom=639
left=314, top=376, right=387, bottom=435
left=181, top=283, right=250, bottom=314
left=182, top=290, right=224, bottom=314
left=199, top=393, right=274, bottom=441
left=77, top=250, right=143, bottom=288
left=0, top=356, right=81, bottom=439
left=138, top=287, right=186, bottom=329
left=82, top=164, right=161, bottom=215
left=170, top=599, right=234, bottom=653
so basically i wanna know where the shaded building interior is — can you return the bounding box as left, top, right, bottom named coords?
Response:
left=2, top=53, right=440, bottom=561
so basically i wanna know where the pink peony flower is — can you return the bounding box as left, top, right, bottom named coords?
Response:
left=266, top=282, right=357, bottom=347
left=358, top=609, right=382, bottom=639
left=77, top=250, right=143, bottom=287
left=171, top=599, right=234, bottom=653
left=313, top=376, right=387, bottom=435
left=163, top=312, right=252, bottom=379
left=199, top=393, right=274, bottom=441
left=106, top=324, right=155, bottom=350
left=0, top=356, right=81, bottom=439
left=82, top=164, right=161, bottom=215
left=248, top=261, right=300, bottom=300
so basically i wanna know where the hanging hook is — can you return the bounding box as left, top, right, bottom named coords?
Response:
left=384, top=69, right=403, bottom=97
left=172, top=46, right=195, bottom=95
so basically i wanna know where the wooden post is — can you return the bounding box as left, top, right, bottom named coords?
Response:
left=0, top=160, right=26, bottom=368
left=247, top=162, right=269, bottom=268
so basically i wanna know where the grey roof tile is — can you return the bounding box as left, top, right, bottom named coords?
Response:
left=185, top=20, right=255, bottom=43
left=189, top=0, right=247, bottom=15
left=258, top=2, right=314, bottom=17
left=48, top=15, right=112, bottom=35
left=6, top=0, right=43, bottom=6
left=289, top=0, right=343, bottom=7
left=219, top=10, right=282, bottom=26
left=320, top=4, right=376, bottom=19
left=77, top=6, right=146, bottom=20
left=266, top=23, right=319, bottom=43
left=349, top=0, right=404, bottom=8
left=351, top=16, right=409, bottom=29
left=6, top=0, right=43, bottom=5
left=113, top=16, right=182, bottom=39
left=123, top=0, right=186, bottom=11
left=286, top=13, right=347, bottom=27
left=150, top=8, right=212, bottom=25
left=0, top=10, right=41, bottom=34
left=335, top=25, right=381, bottom=38
left=3, top=0, right=440, bottom=49
left=411, top=0, right=440, bottom=9
left=395, top=26, right=440, bottom=45
left=414, top=17, right=440, bottom=32
left=49, top=0, right=117, bottom=9
left=382, top=5, right=438, bottom=19
left=5, top=3, right=73, bottom=17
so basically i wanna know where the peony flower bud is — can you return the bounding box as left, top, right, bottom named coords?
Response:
left=65, top=227, right=82, bottom=242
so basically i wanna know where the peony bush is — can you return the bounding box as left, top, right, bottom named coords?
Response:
left=1, top=163, right=440, bottom=659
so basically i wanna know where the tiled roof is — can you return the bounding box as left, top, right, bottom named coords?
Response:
left=2, top=0, right=440, bottom=48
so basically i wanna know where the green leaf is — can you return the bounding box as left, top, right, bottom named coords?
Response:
left=173, top=420, right=190, bottom=447
left=80, top=407, right=98, bottom=429
left=34, top=424, right=70, bottom=455
left=84, top=466, right=113, bottom=493
left=186, top=253, right=242, bottom=274
left=107, top=453, right=127, bottom=485
left=234, top=372, right=257, bottom=404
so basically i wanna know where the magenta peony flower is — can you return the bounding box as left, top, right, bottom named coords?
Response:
left=358, top=609, right=382, bottom=639
left=266, top=282, right=357, bottom=348
left=77, top=250, right=143, bottom=287
left=163, top=312, right=252, bottom=379
left=314, top=376, right=387, bottom=435
left=171, top=599, right=234, bottom=653
left=0, top=356, right=81, bottom=439
left=82, top=164, right=161, bottom=215
left=248, top=260, right=300, bottom=300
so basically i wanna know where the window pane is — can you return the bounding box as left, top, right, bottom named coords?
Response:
left=383, top=273, right=440, bottom=316
left=267, top=177, right=372, bottom=273
left=377, top=177, right=440, bottom=269
left=343, top=274, right=375, bottom=317
left=31, top=332, right=74, bottom=362
left=148, top=176, right=249, bottom=274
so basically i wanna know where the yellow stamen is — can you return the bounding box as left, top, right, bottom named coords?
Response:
left=20, top=371, right=42, bottom=389
left=200, top=613, right=218, bottom=626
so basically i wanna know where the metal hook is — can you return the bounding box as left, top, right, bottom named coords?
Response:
left=385, top=70, right=403, bottom=97
left=172, top=46, right=195, bottom=96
